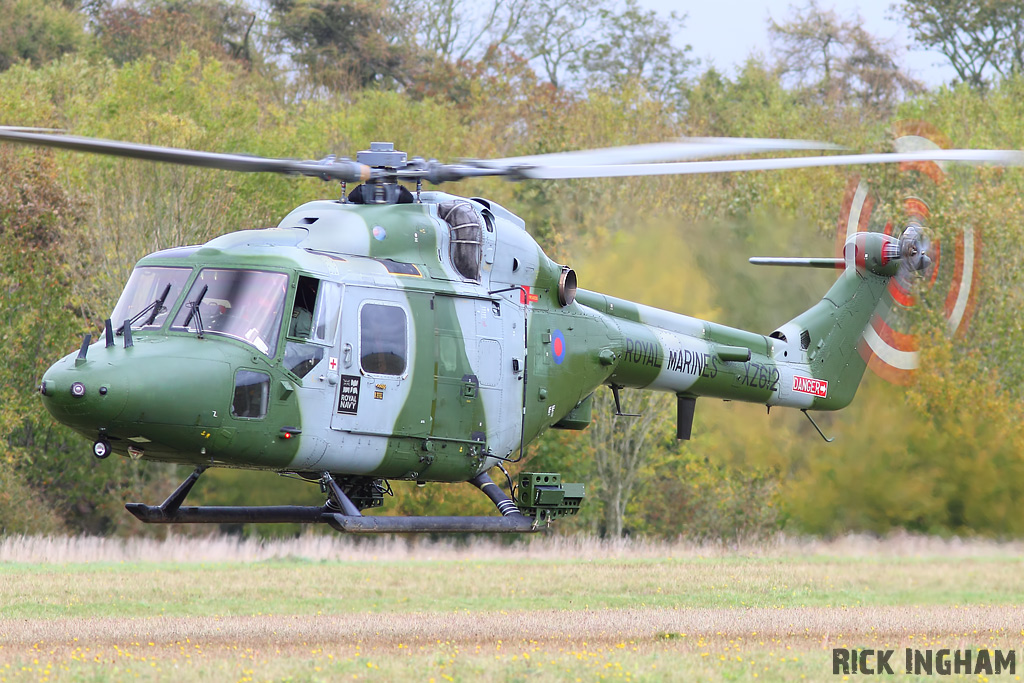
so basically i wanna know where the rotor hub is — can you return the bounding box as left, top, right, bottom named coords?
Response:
left=898, top=224, right=932, bottom=275
left=356, top=142, right=407, bottom=169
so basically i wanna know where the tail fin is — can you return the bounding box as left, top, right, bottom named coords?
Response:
left=760, top=232, right=910, bottom=410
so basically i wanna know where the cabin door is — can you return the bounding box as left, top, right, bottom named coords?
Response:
left=330, top=286, right=417, bottom=435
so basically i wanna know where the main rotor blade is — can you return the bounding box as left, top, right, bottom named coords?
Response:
left=0, top=126, right=66, bottom=134
left=0, top=127, right=372, bottom=182
left=5, top=125, right=1021, bottom=186
left=512, top=149, right=1024, bottom=179
left=473, top=137, right=844, bottom=168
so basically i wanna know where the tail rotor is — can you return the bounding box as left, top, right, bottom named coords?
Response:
left=837, top=122, right=980, bottom=384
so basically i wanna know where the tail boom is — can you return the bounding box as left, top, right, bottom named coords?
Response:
left=574, top=232, right=900, bottom=412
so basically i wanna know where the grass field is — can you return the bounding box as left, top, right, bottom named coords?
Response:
left=1, top=534, right=1023, bottom=681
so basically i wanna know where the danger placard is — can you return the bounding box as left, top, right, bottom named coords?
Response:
left=793, top=375, right=828, bottom=398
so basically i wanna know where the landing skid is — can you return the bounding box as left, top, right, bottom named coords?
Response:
left=125, top=468, right=540, bottom=534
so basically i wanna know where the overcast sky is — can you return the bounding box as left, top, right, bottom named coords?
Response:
left=637, top=0, right=956, bottom=87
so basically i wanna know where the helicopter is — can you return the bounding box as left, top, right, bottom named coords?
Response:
left=1, top=127, right=1022, bottom=534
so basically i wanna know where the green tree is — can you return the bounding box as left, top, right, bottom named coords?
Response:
left=580, top=0, right=694, bottom=105
left=267, top=0, right=415, bottom=93
left=90, top=0, right=261, bottom=66
left=0, top=0, right=86, bottom=72
left=398, top=0, right=528, bottom=65
left=635, top=453, right=784, bottom=542
left=587, top=389, right=674, bottom=538
left=898, top=0, right=1024, bottom=87
left=769, top=0, right=921, bottom=111
left=397, top=0, right=694, bottom=101
left=513, top=0, right=603, bottom=88
left=0, top=143, right=179, bottom=535
left=0, top=145, right=79, bottom=533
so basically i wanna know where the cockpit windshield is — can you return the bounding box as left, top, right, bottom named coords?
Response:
left=171, top=268, right=288, bottom=357
left=110, top=266, right=192, bottom=331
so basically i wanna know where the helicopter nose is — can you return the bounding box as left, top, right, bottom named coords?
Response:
left=38, top=337, right=233, bottom=441
left=39, top=347, right=131, bottom=431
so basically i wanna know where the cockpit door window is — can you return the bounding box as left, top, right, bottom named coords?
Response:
left=284, top=277, right=341, bottom=379
left=289, top=276, right=318, bottom=339
left=312, top=281, right=342, bottom=344
left=288, top=276, right=341, bottom=345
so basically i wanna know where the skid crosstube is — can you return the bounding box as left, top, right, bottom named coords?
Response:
left=124, top=468, right=541, bottom=533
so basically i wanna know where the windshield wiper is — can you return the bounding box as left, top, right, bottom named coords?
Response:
left=182, top=284, right=208, bottom=339
left=116, top=283, right=172, bottom=335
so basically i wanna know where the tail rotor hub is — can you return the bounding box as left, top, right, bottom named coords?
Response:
left=898, top=224, right=933, bottom=276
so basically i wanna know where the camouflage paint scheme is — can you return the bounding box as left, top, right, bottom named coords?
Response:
left=39, top=193, right=898, bottom=484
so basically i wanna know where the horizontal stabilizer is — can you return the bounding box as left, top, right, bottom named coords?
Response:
left=749, top=257, right=844, bottom=268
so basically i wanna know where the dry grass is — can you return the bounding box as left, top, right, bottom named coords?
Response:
left=2, top=534, right=1023, bottom=681
left=4, top=544, right=1024, bottom=621
left=3, top=607, right=1023, bottom=645
left=3, top=531, right=1024, bottom=564
left=2, top=610, right=1022, bottom=682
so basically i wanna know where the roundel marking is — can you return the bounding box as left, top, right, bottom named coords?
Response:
left=552, top=329, right=566, bottom=365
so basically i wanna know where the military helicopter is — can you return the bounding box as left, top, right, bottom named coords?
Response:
left=1, top=127, right=1022, bottom=533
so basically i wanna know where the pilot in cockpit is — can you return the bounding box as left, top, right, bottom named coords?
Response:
left=289, top=278, right=316, bottom=338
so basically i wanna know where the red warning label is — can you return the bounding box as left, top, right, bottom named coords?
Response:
left=793, top=375, right=828, bottom=398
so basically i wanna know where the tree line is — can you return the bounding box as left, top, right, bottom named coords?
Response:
left=4, top=0, right=1022, bottom=98
left=2, top=0, right=1024, bottom=539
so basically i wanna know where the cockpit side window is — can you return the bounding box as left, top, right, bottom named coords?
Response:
left=232, top=370, right=269, bottom=419
left=438, top=201, right=483, bottom=281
